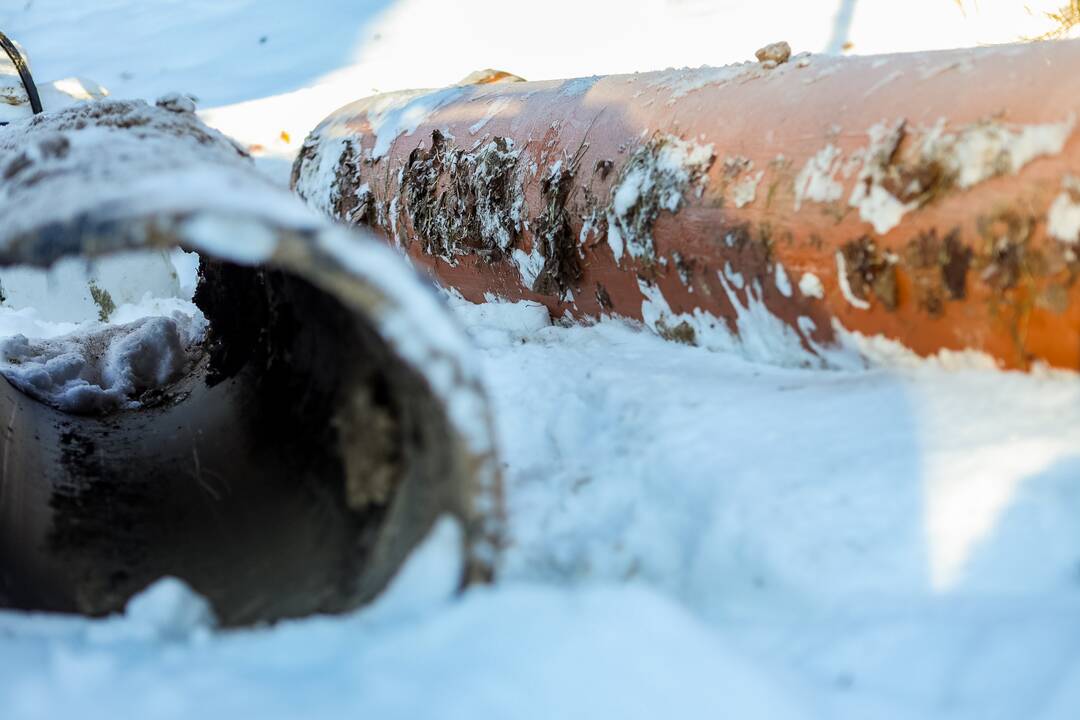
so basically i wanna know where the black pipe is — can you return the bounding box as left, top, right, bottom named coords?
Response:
left=0, top=30, right=43, bottom=116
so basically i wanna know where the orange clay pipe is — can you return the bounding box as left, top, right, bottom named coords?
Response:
left=295, top=40, right=1080, bottom=371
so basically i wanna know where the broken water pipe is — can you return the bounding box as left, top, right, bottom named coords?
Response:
left=0, top=98, right=502, bottom=626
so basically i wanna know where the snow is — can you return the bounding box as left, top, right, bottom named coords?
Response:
left=847, top=116, right=1076, bottom=235
left=794, top=143, right=844, bottom=210
left=731, top=168, right=764, bottom=208
left=799, top=272, right=826, bottom=299
left=936, top=115, right=1076, bottom=190
left=113, top=578, right=218, bottom=644
left=2, top=1, right=1080, bottom=718
left=835, top=250, right=872, bottom=310
left=775, top=262, right=794, bottom=297
left=1048, top=175, right=1080, bottom=244
left=0, top=307, right=205, bottom=415
left=368, top=86, right=463, bottom=160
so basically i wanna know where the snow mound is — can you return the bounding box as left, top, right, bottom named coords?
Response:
left=123, top=577, right=217, bottom=642
left=0, top=311, right=205, bottom=414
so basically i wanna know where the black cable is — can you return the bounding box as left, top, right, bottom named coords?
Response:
left=0, top=30, right=42, bottom=115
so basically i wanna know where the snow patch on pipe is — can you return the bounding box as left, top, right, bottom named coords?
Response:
left=512, top=246, right=545, bottom=288
left=637, top=277, right=818, bottom=368
left=469, top=96, right=512, bottom=135
left=793, top=144, right=843, bottom=211
left=798, top=272, right=825, bottom=299
left=645, top=63, right=757, bottom=102
left=368, top=87, right=464, bottom=160
left=835, top=251, right=870, bottom=310
left=940, top=115, right=1075, bottom=189
left=848, top=115, right=1076, bottom=235
left=731, top=169, right=764, bottom=208
left=774, top=263, right=792, bottom=297
left=1048, top=175, right=1080, bottom=244
left=607, top=134, right=713, bottom=263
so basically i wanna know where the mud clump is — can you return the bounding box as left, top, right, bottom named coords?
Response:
left=755, top=41, right=792, bottom=68
left=332, top=140, right=377, bottom=226
left=594, top=283, right=613, bottom=311
left=606, top=133, right=714, bottom=263
left=977, top=211, right=1039, bottom=292
left=842, top=235, right=898, bottom=310
left=904, top=228, right=972, bottom=316
left=400, top=130, right=524, bottom=262
left=656, top=318, right=696, bottom=345
left=532, top=147, right=586, bottom=297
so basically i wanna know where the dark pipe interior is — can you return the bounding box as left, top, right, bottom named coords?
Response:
left=0, top=258, right=430, bottom=626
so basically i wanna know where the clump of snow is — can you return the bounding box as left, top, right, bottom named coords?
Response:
left=798, top=271, right=825, bottom=299
left=793, top=143, right=843, bottom=210
left=0, top=311, right=206, bottom=415
left=122, top=578, right=217, bottom=643
left=155, top=92, right=197, bottom=114
left=731, top=168, right=764, bottom=208
left=1047, top=174, right=1080, bottom=244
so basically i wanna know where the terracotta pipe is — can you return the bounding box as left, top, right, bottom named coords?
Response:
left=295, top=39, right=1080, bottom=371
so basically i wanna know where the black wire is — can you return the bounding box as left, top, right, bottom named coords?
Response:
left=0, top=30, right=42, bottom=115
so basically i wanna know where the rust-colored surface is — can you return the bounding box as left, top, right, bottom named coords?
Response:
left=295, top=39, right=1080, bottom=370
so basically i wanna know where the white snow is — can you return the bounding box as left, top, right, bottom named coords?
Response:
left=794, top=143, right=843, bottom=210
left=799, top=271, right=826, bottom=299
left=2, top=1, right=1080, bottom=719
left=112, top=577, right=218, bottom=644
left=731, top=168, right=764, bottom=208
left=0, top=308, right=205, bottom=415
left=775, top=262, right=793, bottom=297
left=835, top=250, right=871, bottom=310
left=1048, top=175, right=1080, bottom=244
left=368, top=86, right=463, bottom=160
left=945, top=115, right=1076, bottom=189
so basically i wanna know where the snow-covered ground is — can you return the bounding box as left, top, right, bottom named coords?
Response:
left=2, top=1, right=1080, bottom=718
